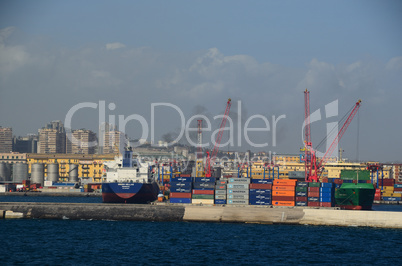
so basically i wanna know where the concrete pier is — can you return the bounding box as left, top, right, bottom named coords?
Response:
left=1, top=202, right=401, bottom=229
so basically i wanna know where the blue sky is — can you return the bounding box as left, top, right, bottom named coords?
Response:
left=0, top=0, right=401, bottom=162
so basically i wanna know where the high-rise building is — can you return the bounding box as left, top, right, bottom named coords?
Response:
left=0, top=127, right=13, bottom=153
left=13, top=134, right=38, bottom=153
left=38, top=121, right=66, bottom=154
left=103, top=130, right=126, bottom=155
left=66, top=129, right=97, bottom=154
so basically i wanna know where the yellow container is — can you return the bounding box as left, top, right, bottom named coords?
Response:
left=191, top=199, right=214, bottom=205
left=382, top=186, right=394, bottom=191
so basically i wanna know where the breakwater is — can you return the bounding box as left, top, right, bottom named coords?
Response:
left=1, top=202, right=401, bottom=229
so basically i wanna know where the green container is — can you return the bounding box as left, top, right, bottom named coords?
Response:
left=296, top=187, right=308, bottom=192
left=308, top=182, right=321, bottom=187
left=340, top=170, right=370, bottom=181
left=192, top=194, right=214, bottom=199
left=334, top=183, right=375, bottom=209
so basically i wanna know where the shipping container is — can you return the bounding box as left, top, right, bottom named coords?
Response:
left=308, top=197, right=320, bottom=202
left=194, top=177, right=216, bottom=183
left=170, top=176, right=192, bottom=182
left=307, top=201, right=320, bottom=207
left=249, top=199, right=271, bottom=205
left=295, top=201, right=308, bottom=206
left=296, top=191, right=308, bottom=197
left=251, top=179, right=273, bottom=184
left=214, top=199, right=227, bottom=204
left=296, top=181, right=309, bottom=187
left=249, top=194, right=271, bottom=200
left=192, top=199, right=214, bottom=205
left=227, top=189, right=249, bottom=194
left=308, top=192, right=320, bottom=197
left=296, top=196, right=307, bottom=202
left=228, top=178, right=250, bottom=184
left=308, top=182, right=321, bottom=187
left=320, top=197, right=332, bottom=203
left=249, top=183, right=272, bottom=190
left=321, top=182, right=334, bottom=188
left=272, top=196, right=295, bottom=201
left=272, top=190, right=295, bottom=196
left=228, top=183, right=249, bottom=189
left=308, top=187, right=320, bottom=192
left=249, top=189, right=272, bottom=195
left=319, top=187, right=333, bottom=193
left=193, top=182, right=215, bottom=189
left=170, top=182, right=192, bottom=189
left=296, top=186, right=308, bottom=192
left=382, top=197, right=401, bottom=201
left=215, top=185, right=226, bottom=190
left=272, top=186, right=295, bottom=191
left=192, top=194, right=214, bottom=199
left=320, top=202, right=332, bottom=207
left=272, top=201, right=295, bottom=206
left=215, top=194, right=227, bottom=200
left=319, top=192, right=332, bottom=198
left=215, top=190, right=227, bottom=195
left=273, top=179, right=297, bottom=186
left=170, top=187, right=192, bottom=193
left=192, top=189, right=214, bottom=195
left=227, top=199, right=249, bottom=205
left=170, top=198, right=192, bottom=204
left=170, top=192, right=191, bottom=198
left=228, top=194, right=249, bottom=199
left=216, top=180, right=227, bottom=185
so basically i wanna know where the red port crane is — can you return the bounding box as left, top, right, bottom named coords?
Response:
left=206, top=98, right=232, bottom=177
left=304, top=90, right=361, bottom=182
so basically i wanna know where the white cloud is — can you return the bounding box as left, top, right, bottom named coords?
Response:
left=106, top=42, right=126, bottom=50
left=386, top=56, right=402, bottom=70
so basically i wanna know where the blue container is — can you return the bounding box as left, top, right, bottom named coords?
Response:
left=170, top=176, right=192, bottom=182
left=170, top=182, right=192, bottom=189
left=319, top=187, right=333, bottom=193
left=296, top=191, right=307, bottom=197
left=193, top=182, right=215, bottom=189
left=194, top=177, right=216, bottom=183
left=321, top=182, right=334, bottom=188
left=249, top=189, right=271, bottom=195
left=343, top=180, right=353, bottom=183
left=214, top=199, right=227, bottom=204
left=169, top=198, right=192, bottom=204
left=319, top=192, right=332, bottom=198
left=249, top=194, right=271, bottom=200
left=395, top=184, right=402, bottom=188
left=308, top=197, right=320, bottom=202
left=170, top=187, right=192, bottom=193
left=297, top=181, right=308, bottom=187
left=295, top=201, right=308, bottom=206
left=327, top=178, right=335, bottom=183
left=251, top=179, right=273, bottom=184
left=249, top=199, right=271, bottom=205
left=320, top=197, right=332, bottom=203
left=382, top=197, right=401, bottom=201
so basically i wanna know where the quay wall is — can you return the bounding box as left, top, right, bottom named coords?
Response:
left=1, top=202, right=402, bottom=229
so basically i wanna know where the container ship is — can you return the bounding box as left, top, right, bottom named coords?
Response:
left=102, top=150, right=159, bottom=204
left=334, top=183, right=375, bottom=210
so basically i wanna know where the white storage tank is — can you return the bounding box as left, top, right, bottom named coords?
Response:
left=0, top=162, right=12, bottom=182
left=47, top=163, right=59, bottom=183
left=12, top=163, right=29, bottom=183
left=31, top=163, right=45, bottom=186
left=68, top=164, right=79, bottom=182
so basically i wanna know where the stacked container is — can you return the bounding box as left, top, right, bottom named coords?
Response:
left=192, top=177, right=215, bottom=205
left=215, top=180, right=227, bottom=204
left=380, top=179, right=401, bottom=201
left=295, top=181, right=308, bottom=206
left=394, top=183, right=402, bottom=198
left=307, top=182, right=320, bottom=207
left=319, top=182, right=334, bottom=207
left=227, top=178, right=249, bottom=205
left=272, top=179, right=297, bottom=206
left=249, top=178, right=272, bottom=205
left=374, top=188, right=381, bottom=201
left=169, top=175, right=192, bottom=204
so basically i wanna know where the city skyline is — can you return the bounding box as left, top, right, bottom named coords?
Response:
left=0, top=1, right=401, bottom=161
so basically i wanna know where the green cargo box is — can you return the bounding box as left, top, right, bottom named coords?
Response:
left=296, top=186, right=308, bottom=192
left=308, top=182, right=320, bottom=187
left=340, top=170, right=370, bottom=180
left=192, top=194, right=214, bottom=199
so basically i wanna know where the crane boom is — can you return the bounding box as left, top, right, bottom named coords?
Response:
left=206, top=98, right=231, bottom=177
left=316, top=100, right=361, bottom=173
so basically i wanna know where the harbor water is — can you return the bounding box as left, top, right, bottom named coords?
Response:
left=1, top=196, right=402, bottom=264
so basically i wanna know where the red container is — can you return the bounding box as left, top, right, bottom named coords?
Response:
left=192, top=189, right=214, bottom=195
left=170, top=192, right=191, bottom=198
left=272, top=186, right=295, bottom=191
left=308, top=202, right=320, bottom=207
left=320, top=202, right=332, bottom=207
left=308, top=192, right=320, bottom=197
left=334, top=179, right=343, bottom=185
left=179, top=174, right=191, bottom=177
left=296, top=196, right=307, bottom=202
left=308, top=187, right=320, bottom=192
left=249, top=183, right=272, bottom=189
left=215, top=185, right=226, bottom=190
left=394, top=188, right=402, bottom=191
left=272, top=196, right=295, bottom=201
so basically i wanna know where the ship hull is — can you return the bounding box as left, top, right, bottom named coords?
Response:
left=334, top=183, right=375, bottom=210
left=102, top=181, right=159, bottom=204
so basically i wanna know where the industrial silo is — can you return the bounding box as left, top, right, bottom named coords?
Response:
left=68, top=164, right=79, bottom=182
left=0, top=162, right=12, bottom=182
left=47, top=163, right=59, bottom=183
left=31, top=163, right=45, bottom=186
left=12, top=163, right=29, bottom=183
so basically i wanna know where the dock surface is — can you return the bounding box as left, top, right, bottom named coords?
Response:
left=1, top=202, right=401, bottom=229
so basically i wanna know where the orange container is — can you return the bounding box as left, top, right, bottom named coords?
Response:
left=273, top=179, right=297, bottom=186
left=272, top=190, right=295, bottom=196
left=272, top=186, right=295, bottom=191
left=249, top=183, right=272, bottom=190
left=272, top=201, right=295, bottom=206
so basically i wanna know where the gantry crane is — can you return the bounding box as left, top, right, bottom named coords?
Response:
left=303, top=90, right=361, bottom=182
left=205, top=98, right=232, bottom=177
